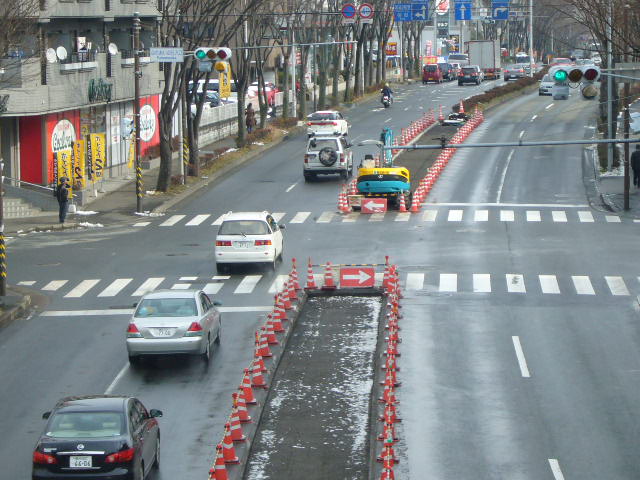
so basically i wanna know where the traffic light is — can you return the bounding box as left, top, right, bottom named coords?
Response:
left=194, top=47, right=232, bottom=72
left=550, top=66, right=569, bottom=100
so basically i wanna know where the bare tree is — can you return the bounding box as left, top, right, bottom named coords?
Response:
left=0, top=0, right=39, bottom=93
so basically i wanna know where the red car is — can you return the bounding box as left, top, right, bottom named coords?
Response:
left=422, top=64, right=443, bottom=84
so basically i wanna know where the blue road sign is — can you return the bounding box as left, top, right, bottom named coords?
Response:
left=393, top=3, right=412, bottom=21
left=454, top=1, right=472, bottom=20
left=492, top=1, right=509, bottom=19
left=411, top=2, right=429, bottom=20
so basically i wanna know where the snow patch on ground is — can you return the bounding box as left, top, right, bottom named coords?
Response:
left=74, top=210, right=98, bottom=216
left=133, top=211, right=164, bottom=217
left=78, top=222, right=104, bottom=228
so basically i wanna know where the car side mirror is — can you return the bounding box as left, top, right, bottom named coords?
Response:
left=279, top=224, right=286, bottom=230
left=42, top=411, right=51, bottom=420
left=132, top=302, right=137, bottom=308
left=213, top=301, right=222, bottom=306
left=310, top=140, right=316, bottom=148
left=149, top=409, right=163, bottom=418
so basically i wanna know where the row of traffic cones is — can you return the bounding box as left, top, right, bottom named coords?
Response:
left=397, top=108, right=436, bottom=145
left=208, top=259, right=304, bottom=480
left=304, top=258, right=337, bottom=290
left=377, top=260, right=403, bottom=479
left=408, top=106, right=485, bottom=213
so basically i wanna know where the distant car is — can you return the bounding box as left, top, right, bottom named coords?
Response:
left=32, top=395, right=162, bottom=480
left=458, top=65, right=483, bottom=85
left=449, top=62, right=462, bottom=77
left=538, top=74, right=554, bottom=96
left=126, top=289, right=222, bottom=363
left=550, top=57, right=573, bottom=66
left=422, top=64, right=444, bottom=83
left=503, top=64, right=527, bottom=80
left=303, top=135, right=353, bottom=181
left=306, top=110, right=349, bottom=137
left=438, top=62, right=454, bottom=81
left=215, top=211, right=285, bottom=272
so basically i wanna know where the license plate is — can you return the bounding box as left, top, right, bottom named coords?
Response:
left=69, top=456, right=92, bottom=468
left=234, top=241, right=252, bottom=248
left=153, top=328, right=175, bottom=337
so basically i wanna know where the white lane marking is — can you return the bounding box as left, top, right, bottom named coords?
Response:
left=64, top=279, right=100, bottom=298
left=405, top=273, right=425, bottom=291
left=496, top=149, right=515, bottom=203
left=519, top=130, right=525, bottom=139
left=552, top=211, right=567, bottom=222
left=104, top=363, right=129, bottom=395
left=234, top=275, right=262, bottom=294
left=530, top=114, right=538, bottom=122
left=526, top=210, right=541, bottom=222
left=384, top=117, right=392, bottom=123
left=203, top=283, right=223, bottom=295
left=439, top=274, right=457, bottom=292
left=545, top=103, right=555, bottom=110
left=422, top=210, right=438, bottom=221
left=572, top=276, right=595, bottom=295
left=474, top=210, right=488, bottom=222
left=185, top=214, right=210, bottom=226
left=548, top=459, right=565, bottom=480
left=316, top=211, right=334, bottom=223
left=212, top=214, right=225, bottom=226
left=272, top=212, right=286, bottom=222
left=539, top=275, right=560, bottom=294
left=448, top=210, right=463, bottom=221
left=342, top=212, right=359, bottom=223
left=18, top=281, right=36, bottom=286
left=424, top=202, right=589, bottom=207
left=290, top=212, right=311, bottom=224
left=268, top=275, right=289, bottom=293
left=473, top=274, right=491, bottom=293
left=512, top=336, right=531, bottom=378
left=159, top=214, right=186, bottom=227
left=500, top=210, right=515, bottom=222
left=42, top=280, right=68, bottom=291
left=212, top=275, right=230, bottom=280
left=286, top=182, right=298, bottom=193
left=98, top=279, right=133, bottom=298
left=179, top=276, right=198, bottom=281
left=133, top=222, right=150, bottom=227
left=171, top=283, right=191, bottom=290
left=41, top=306, right=274, bottom=317
left=395, top=212, right=411, bottom=222
left=605, top=276, right=629, bottom=296
left=605, top=215, right=621, bottom=223
left=506, top=274, right=526, bottom=293
left=131, top=277, right=165, bottom=296
left=578, top=210, right=594, bottom=222
left=369, top=213, right=385, bottom=222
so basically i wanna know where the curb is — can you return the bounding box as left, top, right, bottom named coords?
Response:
left=0, top=287, right=33, bottom=329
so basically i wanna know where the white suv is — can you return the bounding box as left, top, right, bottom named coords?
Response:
left=214, top=211, right=285, bottom=273
left=303, top=136, right=353, bottom=181
left=306, top=110, right=349, bottom=137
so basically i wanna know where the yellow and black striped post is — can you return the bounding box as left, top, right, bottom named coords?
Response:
left=182, top=136, right=189, bottom=181
left=136, top=165, right=143, bottom=205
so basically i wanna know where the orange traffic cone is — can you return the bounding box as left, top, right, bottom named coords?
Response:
left=377, top=421, right=399, bottom=442
left=268, top=312, right=285, bottom=334
left=380, top=365, right=401, bottom=388
left=222, top=423, right=239, bottom=464
left=398, top=193, right=407, bottom=212
left=279, top=290, right=292, bottom=310
left=273, top=295, right=288, bottom=321
left=290, top=258, right=301, bottom=290
left=228, top=407, right=246, bottom=442
left=239, top=368, right=257, bottom=405
left=379, top=401, right=401, bottom=423
left=377, top=442, right=399, bottom=465
left=382, top=353, right=400, bottom=372
left=256, top=329, right=273, bottom=358
left=459, top=99, right=465, bottom=114
left=339, top=185, right=350, bottom=213
left=387, top=325, right=401, bottom=343
left=384, top=340, right=401, bottom=357
left=380, top=466, right=395, bottom=480
left=251, top=358, right=268, bottom=388
left=286, top=278, right=298, bottom=302
left=321, top=261, right=336, bottom=290
left=209, top=444, right=229, bottom=480
left=232, top=392, right=252, bottom=423
left=264, top=322, right=278, bottom=345
left=305, top=258, right=317, bottom=290
left=438, top=104, right=444, bottom=122
left=379, top=384, right=398, bottom=404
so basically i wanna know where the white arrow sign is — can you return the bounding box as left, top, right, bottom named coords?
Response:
left=363, top=200, right=385, bottom=211
left=343, top=270, right=373, bottom=284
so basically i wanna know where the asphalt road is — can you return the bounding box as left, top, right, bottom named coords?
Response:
left=5, top=79, right=640, bottom=480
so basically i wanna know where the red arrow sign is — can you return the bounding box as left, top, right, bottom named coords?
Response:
left=361, top=198, right=387, bottom=214
left=340, top=267, right=376, bottom=287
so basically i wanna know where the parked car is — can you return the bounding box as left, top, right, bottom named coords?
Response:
left=538, top=74, right=554, bottom=96
left=215, top=211, right=285, bottom=272
left=503, top=64, right=527, bottom=81
left=32, top=395, right=162, bottom=480
left=422, top=64, right=444, bottom=84
left=458, top=65, right=483, bottom=85
left=127, top=289, right=222, bottom=363
left=303, top=135, right=353, bottom=181
left=438, top=62, right=454, bottom=81
left=306, top=110, right=349, bottom=137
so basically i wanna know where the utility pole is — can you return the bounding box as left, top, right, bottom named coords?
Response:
left=0, top=159, right=5, bottom=297
left=133, top=12, right=143, bottom=213
left=623, top=4, right=631, bottom=210
left=528, top=0, right=533, bottom=75
left=606, top=0, right=614, bottom=171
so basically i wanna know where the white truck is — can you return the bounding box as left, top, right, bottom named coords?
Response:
left=467, top=40, right=501, bottom=80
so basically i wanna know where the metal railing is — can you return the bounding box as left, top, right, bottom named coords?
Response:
left=59, top=51, right=97, bottom=64
left=4, top=176, right=54, bottom=193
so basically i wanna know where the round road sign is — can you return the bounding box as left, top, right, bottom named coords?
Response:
left=342, top=3, right=357, bottom=18
left=358, top=3, right=374, bottom=19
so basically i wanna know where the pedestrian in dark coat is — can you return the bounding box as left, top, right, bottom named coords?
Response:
left=245, top=104, right=257, bottom=133
left=56, top=177, right=71, bottom=224
left=631, top=145, right=640, bottom=187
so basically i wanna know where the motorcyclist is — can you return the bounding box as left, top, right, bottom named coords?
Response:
left=381, top=83, right=393, bottom=103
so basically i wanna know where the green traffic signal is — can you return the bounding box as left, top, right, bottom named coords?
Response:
left=194, top=48, right=208, bottom=60
left=553, top=70, right=567, bottom=82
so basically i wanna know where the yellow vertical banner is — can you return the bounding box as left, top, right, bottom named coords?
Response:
left=72, top=140, right=86, bottom=190
left=218, top=63, right=231, bottom=99
left=56, top=149, right=73, bottom=198
left=127, top=134, right=135, bottom=169
left=89, top=133, right=106, bottom=182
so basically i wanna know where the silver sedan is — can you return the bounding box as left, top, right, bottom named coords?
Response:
left=126, top=289, right=222, bottom=364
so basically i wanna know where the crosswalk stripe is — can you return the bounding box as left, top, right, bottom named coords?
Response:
left=43, top=280, right=68, bottom=291
left=605, top=215, right=621, bottom=223
left=234, top=275, right=262, bottom=294
left=131, top=277, right=165, bottom=296
left=473, top=274, right=491, bottom=293
left=203, top=283, right=224, bottom=295
left=526, top=210, right=541, bottom=222
left=133, top=222, right=150, bottom=227
left=539, top=275, right=560, bottom=294
left=405, top=273, right=424, bottom=290
left=316, top=211, right=334, bottom=223
left=369, top=213, right=385, bottom=222
left=171, top=283, right=191, bottom=290
left=422, top=210, right=438, bottom=222
left=185, top=214, right=210, bottom=226
left=212, top=214, right=225, bottom=226
left=98, top=279, right=133, bottom=297
left=268, top=275, right=289, bottom=293
left=474, top=210, right=488, bottom=222
left=290, top=212, right=311, bottom=223
left=159, top=215, right=186, bottom=227
left=439, top=274, right=457, bottom=292
left=578, top=211, right=594, bottom=222
left=272, top=212, right=286, bottom=222
left=572, top=276, right=595, bottom=295
left=500, top=210, right=515, bottom=222
left=342, top=212, right=359, bottom=222
left=212, top=275, right=230, bottom=280
left=605, top=276, right=629, bottom=295
left=448, top=210, right=463, bottom=221
left=17, top=281, right=36, bottom=286
left=179, top=276, right=198, bottom=281
left=506, top=274, right=526, bottom=293
left=552, top=211, right=567, bottom=222
left=395, top=212, right=411, bottom=222
left=64, top=279, right=100, bottom=298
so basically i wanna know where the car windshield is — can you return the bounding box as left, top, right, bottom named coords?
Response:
left=47, top=412, right=124, bottom=438
left=135, top=298, right=198, bottom=317
left=219, top=220, right=270, bottom=235
left=308, top=139, right=339, bottom=151
left=308, top=112, right=338, bottom=121
left=542, top=74, right=551, bottom=82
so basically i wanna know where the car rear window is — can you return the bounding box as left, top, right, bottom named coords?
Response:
left=135, top=298, right=198, bottom=317
left=218, top=220, right=270, bottom=235
left=462, top=67, right=476, bottom=74
left=309, top=112, right=338, bottom=121
left=308, top=138, right=339, bottom=151
left=47, top=412, right=124, bottom=438
left=425, top=65, right=438, bottom=72
left=542, top=74, right=551, bottom=81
